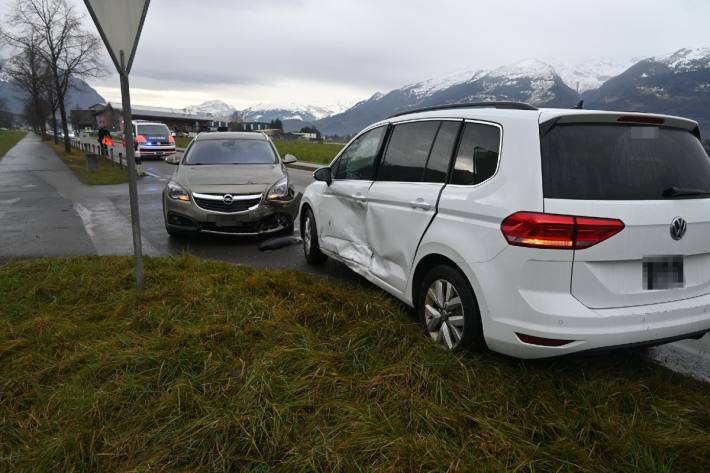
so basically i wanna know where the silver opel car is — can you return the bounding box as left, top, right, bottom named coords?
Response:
left=162, top=132, right=299, bottom=236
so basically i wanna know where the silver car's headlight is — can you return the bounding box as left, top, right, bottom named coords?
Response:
left=167, top=181, right=190, bottom=202
left=266, top=177, right=290, bottom=201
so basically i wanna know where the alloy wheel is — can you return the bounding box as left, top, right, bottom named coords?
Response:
left=424, top=279, right=465, bottom=350
left=304, top=214, right=313, bottom=254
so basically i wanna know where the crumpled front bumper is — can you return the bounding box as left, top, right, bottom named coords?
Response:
left=164, top=192, right=301, bottom=235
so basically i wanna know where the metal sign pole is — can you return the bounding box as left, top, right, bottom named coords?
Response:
left=83, top=0, right=150, bottom=292
left=120, top=50, right=144, bottom=292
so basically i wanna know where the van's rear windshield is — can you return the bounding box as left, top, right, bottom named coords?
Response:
left=137, top=125, right=169, bottom=136
left=540, top=124, right=710, bottom=200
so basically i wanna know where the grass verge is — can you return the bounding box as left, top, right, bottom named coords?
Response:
left=47, top=140, right=133, bottom=185
left=273, top=139, right=343, bottom=165
left=0, top=131, right=27, bottom=159
left=175, top=136, right=342, bottom=166
left=0, top=256, right=708, bottom=472
left=175, top=136, right=191, bottom=149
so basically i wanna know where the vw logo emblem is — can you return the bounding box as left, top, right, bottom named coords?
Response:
left=670, top=217, right=687, bottom=241
left=222, top=194, right=234, bottom=205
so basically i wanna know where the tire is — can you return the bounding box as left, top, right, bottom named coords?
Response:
left=302, top=208, right=327, bottom=265
left=417, top=264, right=486, bottom=352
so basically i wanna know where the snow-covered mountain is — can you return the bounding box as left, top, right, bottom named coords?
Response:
left=554, top=58, right=635, bottom=93
left=317, top=49, right=710, bottom=136
left=401, top=69, right=486, bottom=99
left=316, top=59, right=578, bottom=136
left=184, top=100, right=236, bottom=118
left=655, top=47, right=710, bottom=73
left=584, top=47, right=710, bottom=133
left=241, top=103, right=335, bottom=122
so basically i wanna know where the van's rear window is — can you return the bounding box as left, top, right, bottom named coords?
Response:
left=540, top=124, right=710, bottom=200
left=137, top=125, right=170, bottom=136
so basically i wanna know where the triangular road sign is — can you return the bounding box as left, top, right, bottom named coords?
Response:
left=84, top=0, right=150, bottom=74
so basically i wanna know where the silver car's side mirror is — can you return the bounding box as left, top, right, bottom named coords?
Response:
left=313, top=167, right=332, bottom=185
left=283, top=154, right=298, bottom=164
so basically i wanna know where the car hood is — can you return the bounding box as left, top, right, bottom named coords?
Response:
left=176, top=164, right=285, bottom=194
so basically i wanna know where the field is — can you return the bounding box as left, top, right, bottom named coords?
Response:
left=272, top=139, right=343, bottom=165
left=174, top=136, right=191, bottom=149
left=48, top=140, right=133, bottom=185
left=174, top=136, right=343, bottom=165
left=0, top=131, right=27, bottom=159
left=1, top=255, right=708, bottom=472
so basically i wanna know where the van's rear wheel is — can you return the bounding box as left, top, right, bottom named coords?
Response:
left=302, top=208, right=327, bottom=265
left=417, top=265, right=486, bottom=352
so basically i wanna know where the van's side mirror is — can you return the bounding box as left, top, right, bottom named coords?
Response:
left=283, top=154, right=297, bottom=164
left=313, top=167, right=332, bottom=185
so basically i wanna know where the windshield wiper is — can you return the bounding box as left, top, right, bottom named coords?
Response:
left=662, top=186, right=710, bottom=198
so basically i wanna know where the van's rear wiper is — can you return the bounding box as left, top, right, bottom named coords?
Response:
left=662, top=186, right=710, bottom=198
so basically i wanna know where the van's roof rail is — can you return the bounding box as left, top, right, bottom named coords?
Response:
left=388, top=101, right=538, bottom=118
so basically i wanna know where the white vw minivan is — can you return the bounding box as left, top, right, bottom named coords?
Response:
left=299, top=102, right=710, bottom=359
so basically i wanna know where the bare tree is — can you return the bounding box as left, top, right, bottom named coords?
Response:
left=2, top=33, right=52, bottom=135
left=3, top=0, right=105, bottom=151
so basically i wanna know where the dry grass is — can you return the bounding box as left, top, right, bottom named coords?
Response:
left=0, top=256, right=708, bottom=472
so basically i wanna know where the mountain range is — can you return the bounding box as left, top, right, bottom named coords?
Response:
left=2, top=47, right=709, bottom=137
left=0, top=73, right=105, bottom=118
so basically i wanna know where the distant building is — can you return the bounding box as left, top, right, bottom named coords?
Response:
left=233, top=121, right=271, bottom=132
left=70, top=103, right=105, bottom=131
left=84, top=102, right=225, bottom=132
left=283, top=132, right=318, bottom=141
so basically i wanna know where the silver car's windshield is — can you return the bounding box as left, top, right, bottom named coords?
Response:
left=184, top=139, right=278, bottom=165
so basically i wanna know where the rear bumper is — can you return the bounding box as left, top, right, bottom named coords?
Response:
left=486, top=291, right=710, bottom=359
left=463, top=247, right=710, bottom=359
left=137, top=146, right=176, bottom=159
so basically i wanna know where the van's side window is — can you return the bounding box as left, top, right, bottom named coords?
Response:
left=451, top=123, right=501, bottom=185
left=332, top=126, right=386, bottom=181
left=378, top=121, right=440, bottom=182
left=423, top=121, right=461, bottom=183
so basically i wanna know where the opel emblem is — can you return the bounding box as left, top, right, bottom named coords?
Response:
left=670, top=217, right=687, bottom=241
left=223, top=194, right=234, bottom=205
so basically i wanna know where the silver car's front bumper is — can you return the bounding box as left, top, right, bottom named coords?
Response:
left=163, top=192, right=300, bottom=236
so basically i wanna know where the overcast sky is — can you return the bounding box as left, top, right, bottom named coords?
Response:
left=55, top=0, right=710, bottom=110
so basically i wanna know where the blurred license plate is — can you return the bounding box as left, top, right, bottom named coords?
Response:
left=215, top=216, right=241, bottom=227
left=643, top=256, right=684, bottom=290
left=156, top=151, right=163, bottom=156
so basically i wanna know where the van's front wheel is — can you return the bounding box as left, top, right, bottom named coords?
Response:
left=302, top=208, right=327, bottom=265
left=417, top=265, right=486, bottom=352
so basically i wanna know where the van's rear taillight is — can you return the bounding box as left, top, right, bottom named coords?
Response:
left=501, top=212, right=624, bottom=250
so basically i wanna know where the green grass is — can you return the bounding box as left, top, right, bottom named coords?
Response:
left=0, top=131, right=27, bottom=159
left=0, top=256, right=708, bottom=472
left=175, top=136, right=192, bottom=149
left=273, top=139, right=343, bottom=165
left=174, top=136, right=343, bottom=165
left=48, top=141, right=134, bottom=185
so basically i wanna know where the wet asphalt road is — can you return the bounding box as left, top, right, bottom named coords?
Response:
left=1, top=134, right=709, bottom=382
left=0, top=133, right=351, bottom=278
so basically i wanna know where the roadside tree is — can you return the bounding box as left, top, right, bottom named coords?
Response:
left=2, top=0, right=104, bottom=151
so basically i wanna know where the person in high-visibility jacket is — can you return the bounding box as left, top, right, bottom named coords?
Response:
left=98, top=127, right=111, bottom=156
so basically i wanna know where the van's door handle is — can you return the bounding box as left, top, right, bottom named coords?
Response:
left=409, top=199, right=432, bottom=211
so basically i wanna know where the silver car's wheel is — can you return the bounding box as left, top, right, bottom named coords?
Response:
left=424, top=279, right=465, bottom=349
